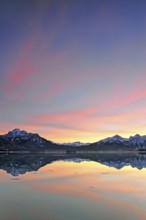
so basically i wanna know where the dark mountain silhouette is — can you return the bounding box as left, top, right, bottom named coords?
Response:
left=0, top=129, right=146, bottom=151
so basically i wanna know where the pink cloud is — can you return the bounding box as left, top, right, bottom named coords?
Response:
left=2, top=1, right=68, bottom=99
left=4, top=43, right=36, bottom=92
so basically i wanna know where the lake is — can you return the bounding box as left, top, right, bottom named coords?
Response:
left=0, top=153, right=146, bottom=220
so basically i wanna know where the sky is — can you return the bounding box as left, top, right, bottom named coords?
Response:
left=0, top=0, right=146, bottom=143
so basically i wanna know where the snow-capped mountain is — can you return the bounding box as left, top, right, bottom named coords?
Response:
left=86, top=134, right=146, bottom=150
left=1, top=128, right=146, bottom=151
left=99, top=135, right=128, bottom=144
left=4, top=128, right=49, bottom=146
left=6, top=129, right=28, bottom=138
left=129, top=134, right=146, bottom=148
left=59, top=134, right=146, bottom=150
left=0, top=128, right=63, bottom=151
left=63, top=142, right=90, bottom=147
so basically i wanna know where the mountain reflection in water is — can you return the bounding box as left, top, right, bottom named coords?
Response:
left=1, top=153, right=146, bottom=220
left=0, top=153, right=146, bottom=176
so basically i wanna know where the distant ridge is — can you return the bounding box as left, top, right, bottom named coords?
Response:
left=0, top=129, right=146, bottom=151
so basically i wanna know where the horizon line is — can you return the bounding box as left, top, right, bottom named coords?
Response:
left=0, top=128, right=144, bottom=144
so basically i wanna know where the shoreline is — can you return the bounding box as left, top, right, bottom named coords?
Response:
left=0, top=150, right=144, bottom=155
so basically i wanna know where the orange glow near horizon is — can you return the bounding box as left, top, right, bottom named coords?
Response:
left=1, top=124, right=146, bottom=143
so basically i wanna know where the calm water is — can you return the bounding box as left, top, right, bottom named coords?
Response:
left=0, top=153, right=146, bottom=220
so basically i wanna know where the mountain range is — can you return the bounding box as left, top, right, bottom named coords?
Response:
left=0, top=129, right=146, bottom=151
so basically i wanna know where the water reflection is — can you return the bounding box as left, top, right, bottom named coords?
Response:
left=0, top=153, right=146, bottom=220
left=0, top=153, right=146, bottom=176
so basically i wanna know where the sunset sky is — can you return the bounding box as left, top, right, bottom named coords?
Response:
left=1, top=0, right=146, bottom=143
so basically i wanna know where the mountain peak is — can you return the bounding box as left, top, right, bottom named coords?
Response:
left=1, top=129, right=53, bottom=148
left=6, top=129, right=28, bottom=138
left=113, top=135, right=122, bottom=138
left=100, top=134, right=127, bottom=144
